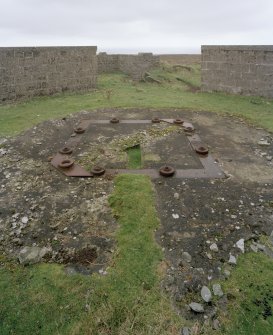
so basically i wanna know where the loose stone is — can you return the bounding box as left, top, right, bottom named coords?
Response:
left=189, top=302, right=204, bottom=313
left=235, top=238, right=245, bottom=253
left=213, top=283, right=224, bottom=297
left=210, top=243, right=219, bottom=252
left=182, top=251, right=192, bottom=263
left=201, top=286, right=212, bottom=302
left=228, top=254, right=237, bottom=265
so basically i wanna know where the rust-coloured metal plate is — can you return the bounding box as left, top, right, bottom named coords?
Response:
left=51, top=153, right=93, bottom=177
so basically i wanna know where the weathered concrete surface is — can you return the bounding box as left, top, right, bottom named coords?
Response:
left=0, top=46, right=97, bottom=102
left=201, top=45, right=273, bottom=98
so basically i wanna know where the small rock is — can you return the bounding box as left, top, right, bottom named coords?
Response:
left=228, top=254, right=237, bottom=265
left=256, top=243, right=266, bottom=251
left=172, top=214, right=179, bottom=219
left=213, top=283, right=224, bottom=297
left=258, top=139, right=270, bottom=146
left=21, top=216, right=28, bottom=224
left=174, top=193, right=180, bottom=200
left=189, top=302, right=204, bottom=313
left=236, top=239, right=245, bottom=253
left=181, top=327, right=191, bottom=335
left=250, top=244, right=258, bottom=252
left=206, top=252, right=213, bottom=260
left=266, top=156, right=272, bottom=161
left=201, top=286, right=212, bottom=302
left=18, top=246, right=50, bottom=265
left=210, top=243, right=219, bottom=252
left=212, top=319, right=221, bottom=330
left=224, top=269, right=231, bottom=278
left=182, top=251, right=192, bottom=263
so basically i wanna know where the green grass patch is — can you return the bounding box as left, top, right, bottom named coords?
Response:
left=1, top=65, right=273, bottom=136
left=210, top=252, right=273, bottom=335
left=0, top=175, right=183, bottom=334
left=126, top=145, right=142, bottom=169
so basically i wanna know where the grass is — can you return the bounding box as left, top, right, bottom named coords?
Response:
left=1, top=64, right=273, bottom=136
left=0, top=175, right=183, bottom=334
left=126, top=145, right=142, bottom=169
left=204, top=252, right=273, bottom=335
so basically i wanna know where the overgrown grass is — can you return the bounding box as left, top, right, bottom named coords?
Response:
left=0, top=175, right=183, bottom=334
left=126, top=145, right=142, bottom=169
left=207, top=252, right=273, bottom=335
left=1, top=65, right=273, bottom=136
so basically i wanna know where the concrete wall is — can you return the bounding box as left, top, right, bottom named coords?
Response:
left=160, top=54, right=201, bottom=65
left=97, top=52, right=160, bottom=80
left=0, top=46, right=97, bottom=102
left=201, top=45, right=273, bottom=98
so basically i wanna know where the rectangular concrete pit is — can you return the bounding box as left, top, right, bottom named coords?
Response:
left=51, top=119, right=225, bottom=179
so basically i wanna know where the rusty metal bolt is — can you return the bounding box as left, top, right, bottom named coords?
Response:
left=151, top=117, right=161, bottom=123
left=59, top=147, right=73, bottom=155
left=91, top=166, right=105, bottom=176
left=74, top=127, right=85, bottom=134
left=183, top=125, right=195, bottom=133
left=195, top=146, right=209, bottom=155
left=173, top=118, right=184, bottom=125
left=159, top=165, right=175, bottom=177
left=58, top=159, right=74, bottom=169
left=110, top=118, right=119, bottom=124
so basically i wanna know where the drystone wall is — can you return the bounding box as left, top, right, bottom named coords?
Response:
left=0, top=46, right=97, bottom=102
left=201, top=45, right=273, bottom=98
left=97, top=52, right=160, bottom=80
left=160, top=54, right=201, bottom=65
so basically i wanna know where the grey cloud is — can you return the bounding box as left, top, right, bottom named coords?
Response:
left=0, top=0, right=272, bottom=52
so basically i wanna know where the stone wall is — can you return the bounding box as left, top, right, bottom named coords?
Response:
left=0, top=46, right=97, bottom=102
left=160, top=54, right=201, bottom=65
left=97, top=52, right=160, bottom=80
left=201, top=45, right=273, bottom=98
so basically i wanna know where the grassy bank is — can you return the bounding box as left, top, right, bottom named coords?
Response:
left=0, top=65, right=273, bottom=136
left=0, top=175, right=183, bottom=334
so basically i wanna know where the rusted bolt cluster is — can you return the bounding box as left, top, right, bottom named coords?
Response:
left=195, top=146, right=209, bottom=155
left=91, top=166, right=106, bottom=176
left=151, top=117, right=161, bottom=123
left=58, top=159, right=74, bottom=169
left=74, top=127, right=85, bottom=134
left=59, top=147, right=73, bottom=155
left=110, top=117, right=119, bottom=124
left=173, top=118, right=184, bottom=125
left=159, top=165, right=175, bottom=177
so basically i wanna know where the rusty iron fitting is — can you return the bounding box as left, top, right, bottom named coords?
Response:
left=159, top=165, right=176, bottom=177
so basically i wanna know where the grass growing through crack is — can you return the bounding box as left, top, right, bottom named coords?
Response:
left=126, top=145, right=142, bottom=169
left=0, top=175, right=183, bottom=334
left=1, top=64, right=273, bottom=136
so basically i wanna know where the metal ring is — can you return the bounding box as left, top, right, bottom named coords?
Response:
left=110, top=118, right=119, bottom=124
left=183, top=126, right=195, bottom=133
left=59, top=147, right=73, bottom=155
left=74, top=127, right=85, bottom=134
left=58, top=159, right=74, bottom=169
left=173, top=118, right=184, bottom=125
left=91, top=166, right=105, bottom=176
left=195, top=146, right=209, bottom=155
left=159, top=165, right=175, bottom=177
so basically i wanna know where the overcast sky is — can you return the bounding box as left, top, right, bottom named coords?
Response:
left=0, top=0, right=272, bottom=54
